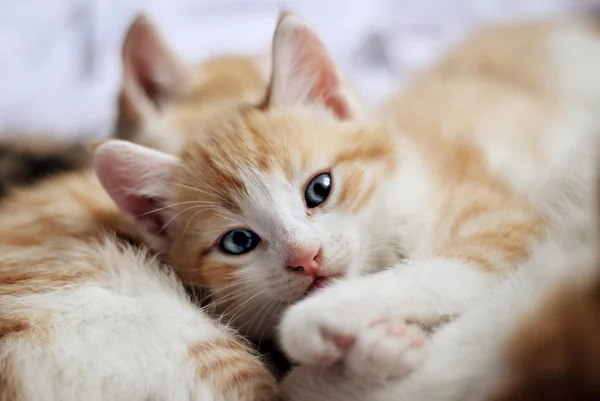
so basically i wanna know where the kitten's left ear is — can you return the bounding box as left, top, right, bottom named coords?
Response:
left=121, top=15, right=191, bottom=116
left=265, top=13, right=362, bottom=120
left=93, top=140, right=179, bottom=253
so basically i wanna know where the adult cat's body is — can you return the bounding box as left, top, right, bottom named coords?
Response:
left=0, top=16, right=277, bottom=401
left=94, top=13, right=600, bottom=386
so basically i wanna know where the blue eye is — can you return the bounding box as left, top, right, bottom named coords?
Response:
left=219, top=229, right=261, bottom=255
left=304, top=172, right=332, bottom=208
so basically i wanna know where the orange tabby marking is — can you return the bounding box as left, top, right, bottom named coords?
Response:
left=0, top=14, right=276, bottom=401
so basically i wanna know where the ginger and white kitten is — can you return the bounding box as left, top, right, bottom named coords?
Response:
left=0, top=16, right=278, bottom=401
left=93, top=12, right=600, bottom=386
left=114, top=15, right=270, bottom=155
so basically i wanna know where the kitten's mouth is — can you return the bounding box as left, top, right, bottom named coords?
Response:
left=304, top=274, right=343, bottom=296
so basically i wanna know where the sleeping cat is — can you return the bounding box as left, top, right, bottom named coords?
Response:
left=0, top=15, right=277, bottom=401
left=93, top=12, right=600, bottom=386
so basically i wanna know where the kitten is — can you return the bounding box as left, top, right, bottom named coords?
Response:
left=94, top=12, right=600, bottom=387
left=114, top=15, right=270, bottom=155
left=0, top=16, right=278, bottom=401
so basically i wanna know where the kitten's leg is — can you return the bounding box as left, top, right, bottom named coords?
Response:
left=281, top=271, right=508, bottom=401
left=279, top=258, right=499, bottom=380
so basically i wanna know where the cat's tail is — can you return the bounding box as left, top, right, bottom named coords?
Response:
left=0, top=134, right=92, bottom=198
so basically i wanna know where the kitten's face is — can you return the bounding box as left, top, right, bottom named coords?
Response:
left=169, top=107, right=396, bottom=310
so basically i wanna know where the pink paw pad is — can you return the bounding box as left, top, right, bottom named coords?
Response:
left=343, top=318, right=429, bottom=380
left=372, top=319, right=427, bottom=347
left=332, top=334, right=356, bottom=349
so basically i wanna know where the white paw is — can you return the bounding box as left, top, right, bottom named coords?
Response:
left=279, top=295, right=359, bottom=366
left=279, top=294, right=428, bottom=380
left=345, top=318, right=427, bottom=380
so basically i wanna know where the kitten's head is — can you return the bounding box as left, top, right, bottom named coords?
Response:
left=114, top=15, right=270, bottom=154
left=95, top=14, right=398, bottom=337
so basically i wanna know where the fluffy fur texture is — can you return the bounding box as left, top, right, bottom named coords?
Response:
left=94, top=13, right=600, bottom=390
left=0, top=16, right=278, bottom=401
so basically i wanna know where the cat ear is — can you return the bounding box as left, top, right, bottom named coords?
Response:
left=93, top=139, right=179, bottom=252
left=265, top=13, right=362, bottom=120
left=120, top=15, right=191, bottom=117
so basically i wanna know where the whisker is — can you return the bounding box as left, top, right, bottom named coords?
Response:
left=159, top=205, right=219, bottom=233
left=130, top=200, right=217, bottom=219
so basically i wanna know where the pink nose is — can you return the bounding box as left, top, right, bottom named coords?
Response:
left=287, top=244, right=321, bottom=277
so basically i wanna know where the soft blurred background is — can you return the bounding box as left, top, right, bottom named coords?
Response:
left=0, top=0, right=593, bottom=140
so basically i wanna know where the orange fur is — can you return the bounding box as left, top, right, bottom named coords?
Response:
left=189, top=337, right=275, bottom=398
left=0, top=15, right=276, bottom=401
left=372, top=19, right=600, bottom=274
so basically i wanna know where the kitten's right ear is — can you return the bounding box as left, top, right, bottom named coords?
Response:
left=264, top=13, right=362, bottom=120
left=93, top=139, right=179, bottom=253
left=121, top=15, right=191, bottom=118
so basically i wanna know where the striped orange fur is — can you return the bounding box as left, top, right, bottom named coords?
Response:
left=0, top=15, right=276, bottom=401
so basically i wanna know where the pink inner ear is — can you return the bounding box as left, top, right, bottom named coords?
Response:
left=94, top=140, right=178, bottom=240
left=309, top=68, right=351, bottom=120
left=273, top=16, right=355, bottom=120
left=119, top=194, right=168, bottom=238
left=295, top=27, right=351, bottom=119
